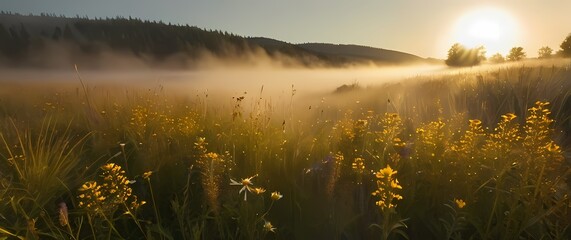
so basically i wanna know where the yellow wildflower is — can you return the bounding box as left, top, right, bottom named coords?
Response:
left=78, top=163, right=144, bottom=217
left=546, top=141, right=560, bottom=152
left=372, top=165, right=403, bottom=211
left=271, top=191, right=283, bottom=201
left=352, top=158, right=365, bottom=171
left=390, top=179, right=402, bottom=189
left=376, top=165, right=397, bottom=179
left=501, top=113, right=517, bottom=121
left=468, top=119, right=481, bottom=126
left=454, top=198, right=466, bottom=209
left=142, top=171, right=153, bottom=180
left=79, top=182, right=96, bottom=191
left=253, top=187, right=266, bottom=195
left=263, top=221, right=276, bottom=233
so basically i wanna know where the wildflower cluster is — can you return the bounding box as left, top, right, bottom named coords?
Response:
left=371, top=165, right=403, bottom=211
left=130, top=105, right=151, bottom=132
left=100, top=163, right=133, bottom=204
left=446, top=119, right=486, bottom=182
left=392, top=137, right=406, bottom=151
left=353, top=119, right=369, bottom=144
left=376, top=113, right=403, bottom=145
left=78, top=163, right=144, bottom=217
left=414, top=119, right=448, bottom=179
left=485, top=113, right=521, bottom=155
left=229, top=174, right=284, bottom=235
left=523, top=101, right=563, bottom=171
left=451, top=119, right=485, bottom=154
left=352, top=157, right=366, bottom=183
left=335, top=111, right=369, bottom=157
left=177, top=111, right=198, bottom=136
left=77, top=181, right=105, bottom=214
left=415, top=119, right=446, bottom=158
left=129, top=102, right=198, bottom=140
left=195, top=137, right=227, bottom=213
left=524, top=101, right=554, bottom=144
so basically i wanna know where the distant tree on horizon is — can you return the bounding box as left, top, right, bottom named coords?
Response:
left=538, top=46, right=553, bottom=59
left=445, top=43, right=485, bottom=67
left=489, top=53, right=505, bottom=64
left=561, top=33, right=571, bottom=57
left=507, top=47, right=526, bottom=61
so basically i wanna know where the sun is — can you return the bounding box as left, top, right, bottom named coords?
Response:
left=468, top=20, right=500, bottom=40
left=451, top=7, right=519, bottom=56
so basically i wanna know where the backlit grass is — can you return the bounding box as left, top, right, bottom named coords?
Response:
left=0, top=62, right=570, bottom=239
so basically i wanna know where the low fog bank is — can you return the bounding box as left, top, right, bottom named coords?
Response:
left=0, top=63, right=449, bottom=96
left=1, top=59, right=568, bottom=127
left=2, top=58, right=568, bottom=97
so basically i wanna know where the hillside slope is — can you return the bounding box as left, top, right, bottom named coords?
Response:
left=298, top=43, right=425, bottom=63
left=249, top=37, right=428, bottom=65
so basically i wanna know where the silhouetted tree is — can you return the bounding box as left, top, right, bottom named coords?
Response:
left=561, top=33, right=571, bottom=58
left=489, top=53, right=505, bottom=64
left=63, top=24, right=73, bottom=40
left=507, top=47, right=526, bottom=61
left=18, top=24, right=30, bottom=46
left=445, top=43, right=484, bottom=67
left=538, top=46, right=553, bottom=59
left=52, top=26, right=62, bottom=40
left=0, top=23, right=10, bottom=54
left=8, top=26, right=19, bottom=40
left=477, top=46, right=487, bottom=62
left=2, top=25, right=30, bottom=57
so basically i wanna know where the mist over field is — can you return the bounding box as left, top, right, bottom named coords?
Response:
left=0, top=64, right=444, bottom=92
left=1, top=57, right=568, bottom=97
left=2, top=58, right=569, bottom=123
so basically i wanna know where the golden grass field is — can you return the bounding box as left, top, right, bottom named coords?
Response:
left=1, top=59, right=571, bottom=239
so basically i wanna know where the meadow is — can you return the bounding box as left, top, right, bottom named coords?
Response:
left=1, top=60, right=570, bottom=239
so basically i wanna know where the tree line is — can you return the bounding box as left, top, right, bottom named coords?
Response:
left=445, top=34, right=571, bottom=67
left=0, top=14, right=254, bottom=60
left=0, top=13, right=343, bottom=67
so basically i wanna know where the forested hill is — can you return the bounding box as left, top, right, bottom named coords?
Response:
left=0, top=13, right=429, bottom=68
left=297, top=43, right=425, bottom=63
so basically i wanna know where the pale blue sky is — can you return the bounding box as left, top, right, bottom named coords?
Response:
left=1, top=0, right=569, bottom=58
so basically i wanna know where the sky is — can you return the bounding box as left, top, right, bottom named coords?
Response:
left=1, top=0, right=570, bottom=58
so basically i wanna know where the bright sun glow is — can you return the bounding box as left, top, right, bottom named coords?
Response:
left=451, top=7, right=520, bottom=56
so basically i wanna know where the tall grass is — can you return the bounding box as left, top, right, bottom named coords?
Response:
left=0, top=61, right=570, bottom=239
left=0, top=118, right=90, bottom=239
